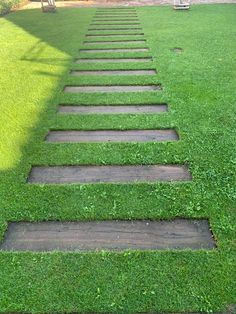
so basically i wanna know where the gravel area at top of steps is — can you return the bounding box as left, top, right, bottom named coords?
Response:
left=20, top=0, right=236, bottom=10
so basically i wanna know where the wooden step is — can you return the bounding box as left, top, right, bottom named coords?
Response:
left=28, top=165, right=191, bottom=184
left=88, top=28, right=142, bottom=31
left=64, top=85, right=161, bottom=93
left=46, top=129, right=178, bottom=143
left=58, top=104, right=168, bottom=114
left=0, top=219, right=215, bottom=251
left=79, top=48, right=149, bottom=52
left=90, top=23, right=141, bottom=26
left=70, top=69, right=156, bottom=76
left=84, top=40, right=146, bottom=44
left=75, top=58, right=152, bottom=63
left=86, top=33, right=144, bottom=37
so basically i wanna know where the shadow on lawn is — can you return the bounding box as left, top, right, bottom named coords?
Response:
left=6, top=7, right=93, bottom=60
left=0, top=8, right=93, bottom=214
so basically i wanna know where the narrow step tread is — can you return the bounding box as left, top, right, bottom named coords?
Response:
left=58, top=104, right=168, bottom=114
left=46, top=129, right=178, bottom=143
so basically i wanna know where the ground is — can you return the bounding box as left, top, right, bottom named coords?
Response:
left=0, top=4, right=236, bottom=313
left=21, top=0, right=236, bottom=9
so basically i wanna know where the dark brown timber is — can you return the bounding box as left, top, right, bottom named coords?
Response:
left=28, top=165, right=191, bottom=184
left=84, top=40, right=146, bottom=44
left=0, top=219, right=215, bottom=251
left=58, top=104, right=168, bottom=114
left=70, top=70, right=156, bottom=76
left=46, top=129, right=178, bottom=143
left=75, top=58, right=152, bottom=63
left=64, top=85, right=161, bottom=93
left=79, top=48, right=149, bottom=52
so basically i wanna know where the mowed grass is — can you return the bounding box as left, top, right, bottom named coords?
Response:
left=0, top=4, right=236, bottom=313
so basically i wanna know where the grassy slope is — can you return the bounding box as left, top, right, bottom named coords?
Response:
left=0, top=5, right=235, bottom=313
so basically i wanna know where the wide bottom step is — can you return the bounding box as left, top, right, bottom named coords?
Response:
left=0, top=219, right=215, bottom=251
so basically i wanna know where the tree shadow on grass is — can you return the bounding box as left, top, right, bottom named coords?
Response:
left=0, top=7, right=93, bottom=222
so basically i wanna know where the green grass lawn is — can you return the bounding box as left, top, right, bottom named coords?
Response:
left=0, top=4, right=236, bottom=313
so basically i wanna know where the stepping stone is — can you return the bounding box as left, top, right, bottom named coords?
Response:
left=84, top=40, right=146, bottom=45
left=70, top=69, right=156, bottom=76
left=64, top=85, right=161, bottom=93
left=0, top=219, right=215, bottom=251
left=96, top=11, right=137, bottom=13
left=97, top=8, right=136, bottom=10
left=46, top=129, right=178, bottom=143
left=96, top=11, right=137, bottom=12
left=92, top=20, right=140, bottom=22
left=97, top=8, right=136, bottom=9
left=58, top=104, right=168, bottom=114
left=79, top=48, right=149, bottom=52
left=86, top=34, right=144, bottom=37
left=90, top=23, right=141, bottom=26
left=95, top=14, right=138, bottom=16
left=75, top=58, right=152, bottom=63
left=96, top=14, right=137, bottom=16
left=94, top=16, right=138, bottom=19
left=88, top=28, right=142, bottom=30
left=95, top=15, right=138, bottom=18
left=96, top=12, right=137, bottom=14
left=28, top=165, right=191, bottom=184
left=95, top=10, right=137, bottom=12
left=92, top=16, right=139, bottom=22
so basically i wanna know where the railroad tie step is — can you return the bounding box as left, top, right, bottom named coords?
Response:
left=28, top=165, right=191, bottom=184
left=64, top=85, right=161, bottom=93
left=58, top=104, right=168, bottom=114
left=0, top=219, right=215, bottom=251
left=45, top=129, right=179, bottom=143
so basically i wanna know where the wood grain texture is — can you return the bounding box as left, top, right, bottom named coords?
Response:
left=46, top=129, right=178, bottom=143
left=58, top=104, right=168, bottom=114
left=0, top=219, right=215, bottom=251
left=28, top=165, right=191, bottom=184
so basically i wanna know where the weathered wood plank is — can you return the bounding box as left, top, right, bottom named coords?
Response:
left=90, top=23, right=141, bottom=26
left=64, top=85, right=161, bottom=93
left=70, top=69, right=155, bottom=75
left=58, top=104, right=168, bottom=114
left=86, top=33, right=144, bottom=37
left=88, top=28, right=142, bottom=30
left=92, top=19, right=139, bottom=22
left=28, top=165, right=191, bottom=184
left=79, top=48, right=149, bottom=52
left=84, top=40, right=146, bottom=44
left=46, top=129, right=178, bottom=143
left=94, top=14, right=138, bottom=17
left=0, top=219, right=215, bottom=251
left=75, top=58, right=152, bottom=63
